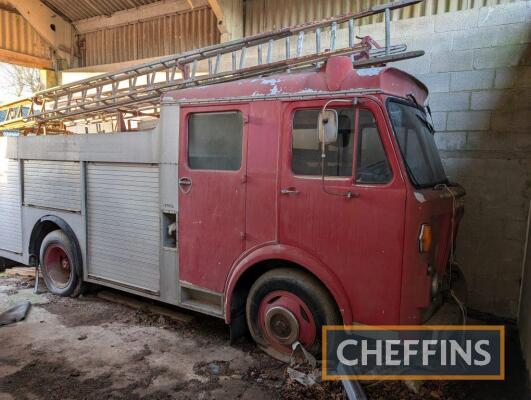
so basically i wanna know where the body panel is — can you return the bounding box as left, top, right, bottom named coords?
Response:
left=169, top=64, right=427, bottom=106
left=244, top=101, right=281, bottom=250
left=278, top=97, right=407, bottom=324
left=178, top=104, right=249, bottom=293
left=400, top=184, right=465, bottom=323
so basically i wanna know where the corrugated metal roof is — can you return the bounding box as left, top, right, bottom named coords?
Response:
left=79, top=6, right=219, bottom=66
left=42, top=0, right=162, bottom=22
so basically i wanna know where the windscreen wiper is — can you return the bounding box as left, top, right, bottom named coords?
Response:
left=416, top=114, right=435, bottom=134
left=406, top=93, right=435, bottom=133
left=407, top=92, right=419, bottom=107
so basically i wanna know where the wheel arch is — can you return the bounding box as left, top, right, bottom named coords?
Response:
left=224, top=244, right=352, bottom=327
left=28, top=215, right=83, bottom=278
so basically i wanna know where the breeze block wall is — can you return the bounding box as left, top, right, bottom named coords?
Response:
left=358, top=0, right=531, bottom=320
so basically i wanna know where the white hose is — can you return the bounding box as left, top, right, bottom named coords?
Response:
left=438, top=183, right=467, bottom=325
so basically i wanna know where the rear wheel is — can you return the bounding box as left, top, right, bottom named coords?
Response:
left=39, top=230, right=82, bottom=297
left=0, top=257, right=8, bottom=272
left=246, top=268, right=341, bottom=362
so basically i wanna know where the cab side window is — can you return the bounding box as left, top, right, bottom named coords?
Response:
left=355, top=109, right=392, bottom=184
left=292, top=108, right=355, bottom=176
left=188, top=111, right=243, bottom=171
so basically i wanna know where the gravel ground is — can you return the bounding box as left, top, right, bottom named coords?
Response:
left=0, top=275, right=528, bottom=400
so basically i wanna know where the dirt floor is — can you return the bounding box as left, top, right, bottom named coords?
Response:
left=0, top=274, right=528, bottom=400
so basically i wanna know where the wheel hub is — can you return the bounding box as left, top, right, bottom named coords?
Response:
left=43, top=245, right=71, bottom=288
left=257, top=290, right=316, bottom=355
left=264, top=306, right=300, bottom=344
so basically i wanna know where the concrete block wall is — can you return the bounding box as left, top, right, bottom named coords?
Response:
left=360, top=1, right=531, bottom=320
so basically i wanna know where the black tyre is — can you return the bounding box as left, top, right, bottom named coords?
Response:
left=39, top=230, right=82, bottom=297
left=246, top=268, right=341, bottom=362
left=0, top=257, right=8, bottom=272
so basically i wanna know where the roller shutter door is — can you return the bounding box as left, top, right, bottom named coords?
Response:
left=0, top=160, right=22, bottom=253
left=24, top=160, right=81, bottom=211
left=87, top=163, right=160, bottom=293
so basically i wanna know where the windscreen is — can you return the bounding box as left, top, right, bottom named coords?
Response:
left=387, top=100, right=447, bottom=188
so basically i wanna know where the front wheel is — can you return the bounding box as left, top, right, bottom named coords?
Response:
left=39, top=230, right=82, bottom=297
left=246, top=268, right=341, bottom=362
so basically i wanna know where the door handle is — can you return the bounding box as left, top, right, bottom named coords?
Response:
left=178, top=177, right=192, bottom=193
left=280, top=187, right=299, bottom=195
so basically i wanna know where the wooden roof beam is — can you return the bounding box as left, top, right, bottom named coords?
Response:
left=0, top=48, right=53, bottom=69
left=207, top=0, right=243, bottom=42
left=13, top=0, right=75, bottom=66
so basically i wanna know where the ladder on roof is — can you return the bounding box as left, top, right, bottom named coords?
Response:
left=0, top=0, right=424, bottom=134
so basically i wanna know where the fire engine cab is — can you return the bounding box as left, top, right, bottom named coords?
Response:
left=175, top=56, right=466, bottom=359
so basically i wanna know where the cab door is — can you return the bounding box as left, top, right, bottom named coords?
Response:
left=178, top=104, right=248, bottom=293
left=278, top=98, right=407, bottom=324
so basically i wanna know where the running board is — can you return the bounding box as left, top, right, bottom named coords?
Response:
left=179, top=282, right=224, bottom=318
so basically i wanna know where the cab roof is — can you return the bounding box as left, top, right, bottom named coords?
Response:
left=167, top=56, right=428, bottom=105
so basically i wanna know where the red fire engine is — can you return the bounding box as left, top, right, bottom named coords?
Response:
left=0, top=0, right=465, bottom=361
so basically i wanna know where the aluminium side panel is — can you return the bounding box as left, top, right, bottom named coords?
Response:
left=86, top=163, right=160, bottom=293
left=23, top=160, right=81, bottom=211
left=0, top=159, right=22, bottom=253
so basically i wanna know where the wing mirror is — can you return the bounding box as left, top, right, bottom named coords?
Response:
left=318, top=109, right=338, bottom=145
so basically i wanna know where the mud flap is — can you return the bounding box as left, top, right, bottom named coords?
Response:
left=229, top=309, right=248, bottom=344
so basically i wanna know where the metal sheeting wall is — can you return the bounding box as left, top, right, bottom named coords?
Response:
left=244, top=0, right=522, bottom=35
left=86, top=163, right=160, bottom=293
left=23, top=161, right=81, bottom=212
left=79, top=6, right=219, bottom=67
left=0, top=159, right=22, bottom=253
left=0, top=8, right=51, bottom=62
